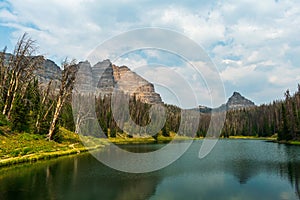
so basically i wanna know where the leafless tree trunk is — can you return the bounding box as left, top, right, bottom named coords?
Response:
left=73, top=93, right=95, bottom=134
left=1, top=33, right=42, bottom=118
left=35, top=80, right=53, bottom=133
left=47, top=60, right=78, bottom=140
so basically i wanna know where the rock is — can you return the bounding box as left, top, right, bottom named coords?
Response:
left=112, top=64, right=162, bottom=104
left=75, top=61, right=94, bottom=92
left=36, top=59, right=61, bottom=84
left=72, top=60, right=162, bottom=104
left=226, top=92, right=255, bottom=110
left=198, top=92, right=255, bottom=113
left=93, top=60, right=115, bottom=94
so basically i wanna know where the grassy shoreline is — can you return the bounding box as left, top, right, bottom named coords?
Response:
left=273, top=140, right=300, bottom=145
left=109, top=135, right=196, bottom=144
left=109, top=135, right=278, bottom=144
left=227, top=135, right=277, bottom=140
left=0, top=146, right=103, bottom=167
left=0, top=127, right=108, bottom=168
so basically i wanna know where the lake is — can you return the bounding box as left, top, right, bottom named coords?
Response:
left=0, top=140, right=300, bottom=200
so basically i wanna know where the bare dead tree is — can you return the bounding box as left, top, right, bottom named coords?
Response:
left=47, top=59, right=78, bottom=140
left=35, top=80, right=53, bottom=133
left=2, top=33, right=43, bottom=119
left=72, top=93, right=96, bottom=134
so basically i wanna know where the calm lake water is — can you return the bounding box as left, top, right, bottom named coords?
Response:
left=0, top=140, right=300, bottom=200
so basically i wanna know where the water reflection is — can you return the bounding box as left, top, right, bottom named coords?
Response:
left=284, top=145, right=300, bottom=199
left=0, top=140, right=299, bottom=200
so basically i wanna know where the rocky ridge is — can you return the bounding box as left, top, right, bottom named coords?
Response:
left=38, top=58, right=162, bottom=104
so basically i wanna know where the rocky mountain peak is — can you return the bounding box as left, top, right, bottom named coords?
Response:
left=111, top=64, right=162, bottom=104
left=226, top=91, right=255, bottom=110
left=74, top=60, right=162, bottom=104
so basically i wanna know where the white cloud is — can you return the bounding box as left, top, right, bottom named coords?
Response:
left=114, top=56, right=148, bottom=69
left=0, top=9, right=17, bottom=22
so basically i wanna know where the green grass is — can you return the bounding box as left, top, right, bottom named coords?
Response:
left=228, top=135, right=277, bottom=140
left=108, top=137, right=156, bottom=144
left=290, top=141, right=300, bottom=145
left=108, top=135, right=197, bottom=144
left=276, top=140, right=300, bottom=146
left=0, top=126, right=108, bottom=167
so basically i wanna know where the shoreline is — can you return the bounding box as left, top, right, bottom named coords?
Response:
left=226, top=136, right=276, bottom=140
left=0, top=127, right=110, bottom=168
left=0, top=145, right=105, bottom=168
left=1, top=134, right=299, bottom=168
left=271, top=140, right=300, bottom=146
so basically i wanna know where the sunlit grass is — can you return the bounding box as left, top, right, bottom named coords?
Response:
left=228, top=135, right=277, bottom=140
left=0, top=126, right=108, bottom=167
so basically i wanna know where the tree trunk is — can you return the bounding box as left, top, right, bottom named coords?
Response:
left=47, top=61, right=77, bottom=140
left=47, top=96, right=64, bottom=140
left=2, top=76, right=15, bottom=115
left=7, top=78, right=19, bottom=119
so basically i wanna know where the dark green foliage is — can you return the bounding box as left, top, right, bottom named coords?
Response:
left=59, top=102, right=75, bottom=132
left=0, top=112, right=8, bottom=126
left=94, top=94, right=183, bottom=138
left=110, top=127, right=117, bottom=138
left=25, top=79, right=41, bottom=132
left=162, top=125, right=170, bottom=137
left=10, top=80, right=42, bottom=132
left=10, top=93, right=30, bottom=132
left=278, top=103, right=290, bottom=140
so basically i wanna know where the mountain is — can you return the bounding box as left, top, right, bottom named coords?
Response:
left=226, top=92, right=255, bottom=110
left=75, top=60, right=162, bottom=104
left=4, top=53, right=255, bottom=107
left=198, top=92, right=255, bottom=113
left=112, top=64, right=162, bottom=104
left=2, top=53, right=62, bottom=87
left=36, top=59, right=61, bottom=85
left=1, top=53, right=162, bottom=104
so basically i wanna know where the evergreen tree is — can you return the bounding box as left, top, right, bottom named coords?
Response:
left=10, top=93, right=30, bottom=132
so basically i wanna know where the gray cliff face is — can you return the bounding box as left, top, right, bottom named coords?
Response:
left=75, top=61, right=93, bottom=92
left=112, top=65, right=162, bottom=104
left=93, top=60, right=115, bottom=94
left=36, top=59, right=61, bottom=83
left=74, top=60, right=162, bottom=104
left=226, top=92, right=255, bottom=110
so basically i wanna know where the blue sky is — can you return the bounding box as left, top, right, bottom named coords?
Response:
left=1, top=0, right=300, bottom=106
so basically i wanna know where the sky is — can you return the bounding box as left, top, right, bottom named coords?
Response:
left=1, top=0, right=300, bottom=107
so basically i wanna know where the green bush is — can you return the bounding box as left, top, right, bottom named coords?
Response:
left=11, top=149, right=21, bottom=157
left=0, top=113, right=8, bottom=126
left=21, top=147, right=32, bottom=155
